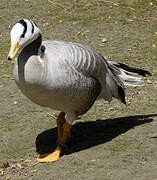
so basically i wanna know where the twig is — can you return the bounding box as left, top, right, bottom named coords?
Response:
left=47, top=0, right=66, bottom=10
left=47, top=112, right=57, bottom=119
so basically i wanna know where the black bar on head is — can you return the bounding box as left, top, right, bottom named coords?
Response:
left=30, top=20, right=34, bottom=34
left=18, top=19, right=27, bottom=38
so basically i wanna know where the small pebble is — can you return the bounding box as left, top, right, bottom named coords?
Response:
left=147, top=80, right=152, bottom=84
left=101, top=38, right=108, bottom=43
left=13, top=101, right=17, bottom=105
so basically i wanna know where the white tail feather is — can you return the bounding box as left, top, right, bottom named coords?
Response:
left=107, top=60, right=150, bottom=87
left=118, top=69, right=143, bottom=86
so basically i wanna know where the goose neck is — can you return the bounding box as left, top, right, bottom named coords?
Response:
left=23, top=34, right=42, bottom=55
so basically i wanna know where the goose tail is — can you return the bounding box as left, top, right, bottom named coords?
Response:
left=104, top=61, right=151, bottom=104
left=107, top=61, right=151, bottom=87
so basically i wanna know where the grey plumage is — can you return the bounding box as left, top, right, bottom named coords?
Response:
left=8, top=19, right=151, bottom=124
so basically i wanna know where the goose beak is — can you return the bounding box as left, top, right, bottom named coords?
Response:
left=7, top=41, right=20, bottom=60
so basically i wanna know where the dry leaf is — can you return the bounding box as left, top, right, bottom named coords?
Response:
left=107, top=107, right=113, bottom=111
left=154, top=82, right=157, bottom=88
left=133, top=42, right=138, bottom=47
left=113, top=3, right=119, bottom=7
left=107, top=172, right=112, bottom=176
left=130, top=7, right=135, bottom=11
left=124, top=34, right=128, bottom=38
left=55, top=16, right=60, bottom=19
left=148, top=13, right=153, bottom=16
left=16, top=163, right=22, bottom=169
left=6, top=177, right=11, bottom=180
left=99, top=33, right=105, bottom=37
left=0, top=169, right=4, bottom=175
left=97, top=103, right=103, bottom=107
left=77, top=31, right=82, bottom=35
left=8, top=25, right=11, bottom=29
left=43, top=23, right=50, bottom=27
left=127, top=19, right=133, bottom=22
left=23, top=159, right=31, bottom=163
left=127, top=101, right=131, bottom=105
left=31, top=169, right=38, bottom=173
left=152, top=44, right=156, bottom=48
left=3, top=75, right=11, bottom=78
left=10, top=164, right=16, bottom=169
left=134, top=100, right=139, bottom=104
left=0, top=162, right=10, bottom=169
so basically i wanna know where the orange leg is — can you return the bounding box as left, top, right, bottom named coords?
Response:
left=61, top=121, right=72, bottom=145
left=37, top=112, right=72, bottom=163
left=56, top=112, right=65, bottom=144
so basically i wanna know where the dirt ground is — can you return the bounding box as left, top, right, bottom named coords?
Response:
left=0, top=0, right=157, bottom=179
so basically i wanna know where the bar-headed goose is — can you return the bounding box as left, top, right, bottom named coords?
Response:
left=8, top=19, right=151, bottom=162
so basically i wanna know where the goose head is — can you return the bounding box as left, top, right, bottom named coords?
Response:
left=7, top=19, right=41, bottom=60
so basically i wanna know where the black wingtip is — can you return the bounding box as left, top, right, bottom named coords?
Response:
left=118, top=85, right=126, bottom=105
left=115, top=63, right=152, bottom=77
left=134, top=68, right=152, bottom=77
left=144, top=70, right=152, bottom=76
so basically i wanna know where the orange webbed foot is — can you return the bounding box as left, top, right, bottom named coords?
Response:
left=37, top=147, right=61, bottom=163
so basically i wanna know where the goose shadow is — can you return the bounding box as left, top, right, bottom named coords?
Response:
left=36, top=114, right=157, bottom=155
